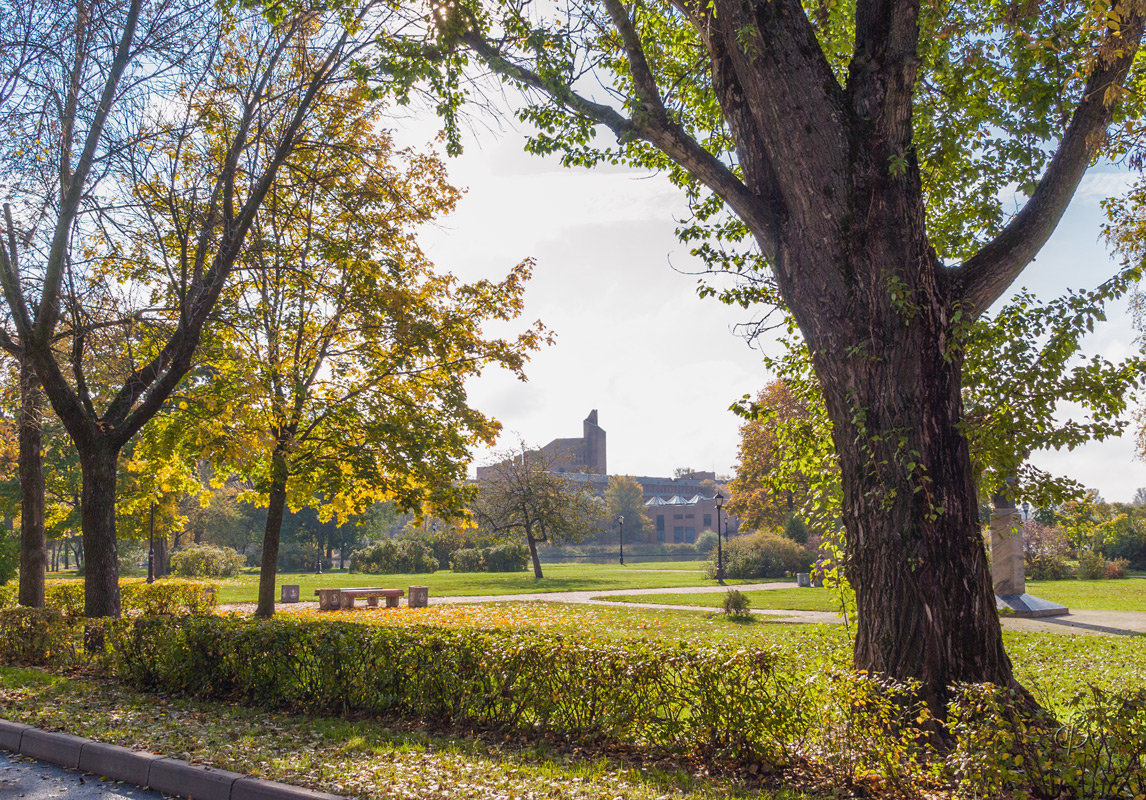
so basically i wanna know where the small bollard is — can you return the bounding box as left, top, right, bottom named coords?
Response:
left=408, top=585, right=429, bottom=608
left=280, top=584, right=300, bottom=603
left=797, top=572, right=812, bottom=588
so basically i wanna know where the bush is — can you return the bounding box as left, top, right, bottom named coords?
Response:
left=349, top=540, right=438, bottom=574
left=483, top=543, right=528, bottom=572
left=709, top=530, right=812, bottom=579
left=722, top=589, right=751, bottom=617
left=695, top=530, right=719, bottom=556
left=40, top=579, right=217, bottom=618
left=1077, top=548, right=1106, bottom=580
left=449, top=548, right=484, bottom=572
left=170, top=543, right=244, bottom=578
left=1105, top=558, right=1130, bottom=579
left=0, top=534, right=18, bottom=586
left=102, top=616, right=806, bottom=767
left=450, top=544, right=528, bottom=572
left=1023, top=521, right=1072, bottom=580
left=0, top=608, right=77, bottom=666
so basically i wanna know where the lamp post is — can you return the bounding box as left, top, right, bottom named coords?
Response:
left=617, top=515, right=624, bottom=565
left=714, top=492, right=725, bottom=584
left=147, top=502, right=155, bottom=584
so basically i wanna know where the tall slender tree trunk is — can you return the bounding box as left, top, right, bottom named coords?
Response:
left=17, top=358, right=46, bottom=607
left=255, top=449, right=289, bottom=618
left=525, top=527, right=543, bottom=579
left=77, top=441, right=121, bottom=618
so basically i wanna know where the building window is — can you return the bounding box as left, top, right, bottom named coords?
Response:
left=673, top=513, right=684, bottom=520
left=656, top=516, right=665, bottom=532
left=685, top=513, right=694, bottom=519
left=703, top=514, right=712, bottom=527
left=685, top=527, right=695, bottom=543
left=673, top=526, right=684, bottom=543
left=657, top=529, right=665, bottom=542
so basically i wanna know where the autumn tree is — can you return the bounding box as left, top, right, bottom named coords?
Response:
left=473, top=445, right=603, bottom=578
left=165, top=84, right=547, bottom=617
left=604, top=475, right=651, bottom=542
left=0, top=0, right=418, bottom=616
left=726, top=380, right=814, bottom=532
left=437, top=0, right=1146, bottom=708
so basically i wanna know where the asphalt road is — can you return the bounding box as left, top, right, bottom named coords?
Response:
left=0, top=750, right=170, bottom=800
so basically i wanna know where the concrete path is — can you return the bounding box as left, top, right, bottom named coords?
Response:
left=0, top=750, right=171, bottom=799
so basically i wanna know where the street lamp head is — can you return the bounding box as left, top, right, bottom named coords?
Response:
left=715, top=492, right=724, bottom=509
left=617, top=515, right=624, bottom=524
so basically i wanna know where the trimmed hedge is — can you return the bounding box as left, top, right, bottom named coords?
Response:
left=0, top=579, right=217, bottom=617
left=0, top=609, right=1144, bottom=796
left=105, top=615, right=804, bottom=766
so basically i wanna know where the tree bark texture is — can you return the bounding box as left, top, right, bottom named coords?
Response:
left=525, top=528, right=543, bottom=579
left=78, top=443, right=121, bottom=618
left=255, top=449, right=289, bottom=618
left=17, top=358, right=46, bottom=607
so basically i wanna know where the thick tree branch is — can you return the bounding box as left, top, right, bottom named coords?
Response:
left=954, top=4, right=1146, bottom=316
left=848, top=0, right=922, bottom=151
left=459, top=30, right=779, bottom=260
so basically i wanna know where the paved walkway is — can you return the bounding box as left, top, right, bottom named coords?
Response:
left=224, top=583, right=1146, bottom=637
left=0, top=751, right=171, bottom=800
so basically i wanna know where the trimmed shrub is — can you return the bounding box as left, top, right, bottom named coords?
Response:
left=349, top=540, right=438, bottom=574
left=102, top=615, right=808, bottom=767
left=0, top=583, right=16, bottom=607
left=709, top=530, right=812, bottom=579
left=170, top=543, right=244, bottom=578
left=0, top=608, right=77, bottom=666
left=41, top=579, right=216, bottom=618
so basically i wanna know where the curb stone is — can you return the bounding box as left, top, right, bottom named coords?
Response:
left=0, top=718, right=353, bottom=800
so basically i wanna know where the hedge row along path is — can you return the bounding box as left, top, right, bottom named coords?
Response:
left=218, top=582, right=1146, bottom=637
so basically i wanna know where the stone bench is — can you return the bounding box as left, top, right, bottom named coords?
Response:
left=337, top=587, right=404, bottom=610
left=315, top=587, right=343, bottom=611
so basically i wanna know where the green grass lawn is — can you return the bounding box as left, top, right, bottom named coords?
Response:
left=1023, top=577, right=1146, bottom=611
left=200, top=561, right=744, bottom=604
left=599, top=587, right=840, bottom=612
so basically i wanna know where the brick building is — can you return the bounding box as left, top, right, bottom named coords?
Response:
left=477, top=411, right=737, bottom=543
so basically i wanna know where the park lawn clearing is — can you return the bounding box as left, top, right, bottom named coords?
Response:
left=597, top=587, right=842, bottom=613
left=0, top=666, right=820, bottom=800
left=1024, top=577, right=1146, bottom=612
left=204, top=561, right=732, bottom=604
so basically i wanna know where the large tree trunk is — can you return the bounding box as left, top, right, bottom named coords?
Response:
left=778, top=176, right=1020, bottom=712
left=77, top=441, right=122, bottom=618
left=255, top=449, right=289, bottom=618
left=17, top=358, right=46, bottom=607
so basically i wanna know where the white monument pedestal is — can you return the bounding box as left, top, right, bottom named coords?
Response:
left=991, top=495, right=1068, bottom=619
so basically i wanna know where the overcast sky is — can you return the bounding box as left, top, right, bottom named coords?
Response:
left=407, top=119, right=1146, bottom=504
